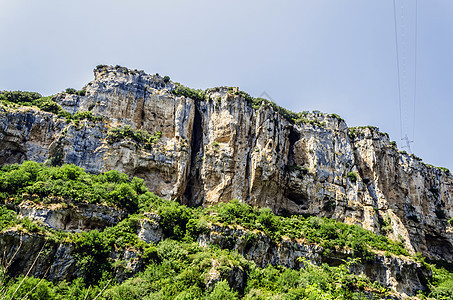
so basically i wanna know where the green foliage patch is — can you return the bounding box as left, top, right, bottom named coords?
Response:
left=348, top=126, right=389, bottom=140
left=247, top=94, right=324, bottom=126
left=0, top=240, right=391, bottom=299
left=0, top=90, right=105, bottom=125
left=65, top=88, right=86, bottom=96
left=347, top=171, right=358, bottom=183
left=106, top=125, right=162, bottom=149
left=204, top=200, right=408, bottom=260
left=171, top=85, right=206, bottom=102
left=0, top=161, right=146, bottom=212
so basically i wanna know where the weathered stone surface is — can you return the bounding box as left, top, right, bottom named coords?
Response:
left=197, top=224, right=429, bottom=298
left=136, top=213, right=164, bottom=244
left=0, top=230, right=144, bottom=283
left=18, top=200, right=126, bottom=232
left=0, top=65, right=452, bottom=265
left=0, top=231, right=77, bottom=281
left=0, top=217, right=427, bottom=297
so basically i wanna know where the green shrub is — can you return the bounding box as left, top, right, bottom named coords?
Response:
left=249, top=96, right=321, bottom=126
left=0, top=90, right=42, bottom=104
left=157, top=239, right=187, bottom=261
left=107, top=126, right=162, bottom=148
left=73, top=110, right=104, bottom=122
left=171, top=85, right=206, bottom=101
left=429, top=266, right=453, bottom=299
left=65, top=88, right=77, bottom=94
left=348, top=126, right=385, bottom=140
left=347, top=171, right=358, bottom=183
left=0, top=162, right=152, bottom=212
left=438, top=167, right=451, bottom=174
left=158, top=201, right=192, bottom=239
left=330, top=113, right=344, bottom=122
left=207, top=280, right=239, bottom=300
left=3, top=275, right=56, bottom=300
left=206, top=199, right=408, bottom=258
left=73, top=229, right=111, bottom=284
left=0, top=206, right=17, bottom=230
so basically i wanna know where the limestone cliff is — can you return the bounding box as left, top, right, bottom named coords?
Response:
left=1, top=64, right=452, bottom=266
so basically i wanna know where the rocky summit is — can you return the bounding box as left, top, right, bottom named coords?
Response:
left=0, top=65, right=452, bottom=299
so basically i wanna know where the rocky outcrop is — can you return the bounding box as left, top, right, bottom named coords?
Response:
left=136, top=213, right=163, bottom=244
left=196, top=224, right=429, bottom=297
left=0, top=229, right=143, bottom=283
left=0, top=212, right=427, bottom=298
left=0, top=230, right=76, bottom=281
left=17, top=201, right=126, bottom=232
left=0, top=65, right=452, bottom=265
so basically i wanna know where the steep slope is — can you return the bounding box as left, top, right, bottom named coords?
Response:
left=0, top=65, right=452, bottom=265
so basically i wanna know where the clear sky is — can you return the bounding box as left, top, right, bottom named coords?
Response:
left=1, top=0, right=452, bottom=171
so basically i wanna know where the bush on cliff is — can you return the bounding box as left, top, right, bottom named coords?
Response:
left=0, top=162, right=142, bottom=212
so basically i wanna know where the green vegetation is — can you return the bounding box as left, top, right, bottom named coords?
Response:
left=171, top=85, right=206, bottom=102
left=0, top=90, right=42, bottom=103
left=438, top=167, right=451, bottom=174
left=348, top=126, right=378, bottom=139
left=347, top=126, right=390, bottom=141
left=428, top=265, right=453, bottom=299
left=204, top=200, right=408, bottom=260
left=0, top=161, right=144, bottom=212
left=106, top=125, right=162, bottom=149
left=0, top=163, right=408, bottom=259
left=0, top=91, right=67, bottom=116
left=0, top=90, right=105, bottom=125
left=73, top=111, right=105, bottom=122
left=411, top=153, right=423, bottom=162
left=65, top=88, right=86, bottom=96
left=425, top=164, right=451, bottom=175
left=172, top=86, right=327, bottom=126
left=347, top=171, right=358, bottom=183
left=330, top=113, right=344, bottom=122
left=0, top=162, right=452, bottom=299
left=0, top=234, right=391, bottom=299
left=248, top=95, right=325, bottom=126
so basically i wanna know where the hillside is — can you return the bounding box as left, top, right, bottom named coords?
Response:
left=0, top=162, right=449, bottom=299
left=0, top=65, right=452, bottom=299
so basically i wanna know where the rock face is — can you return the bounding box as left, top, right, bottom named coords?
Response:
left=0, top=213, right=427, bottom=298
left=0, top=65, right=452, bottom=264
left=18, top=201, right=126, bottom=232
left=197, top=224, right=429, bottom=297
left=0, top=230, right=77, bottom=281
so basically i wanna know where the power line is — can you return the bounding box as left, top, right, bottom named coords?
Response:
left=393, top=0, right=403, bottom=139
left=393, top=0, right=418, bottom=152
left=412, top=0, right=418, bottom=142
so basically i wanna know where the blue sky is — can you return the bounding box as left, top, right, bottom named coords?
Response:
left=1, top=0, right=452, bottom=171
